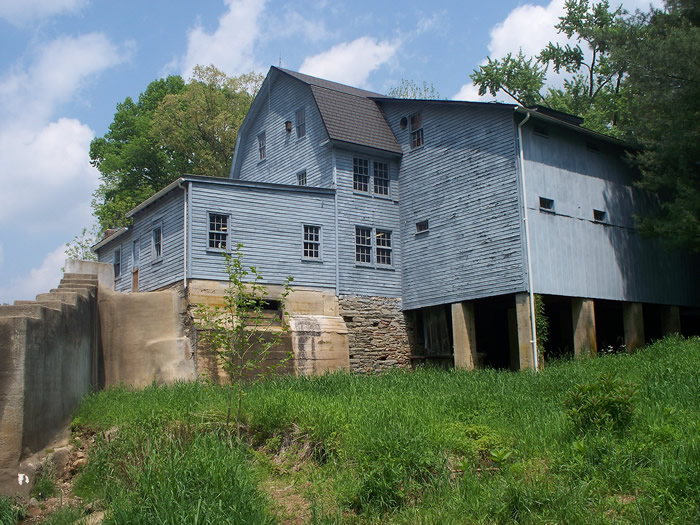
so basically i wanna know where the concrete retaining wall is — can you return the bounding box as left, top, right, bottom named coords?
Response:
left=0, top=272, right=101, bottom=496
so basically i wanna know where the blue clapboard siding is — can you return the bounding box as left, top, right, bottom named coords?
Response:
left=189, top=179, right=336, bottom=289
left=333, top=148, right=403, bottom=297
left=96, top=190, right=186, bottom=292
left=523, top=123, right=700, bottom=306
left=232, top=73, right=331, bottom=188
left=379, top=101, right=526, bottom=311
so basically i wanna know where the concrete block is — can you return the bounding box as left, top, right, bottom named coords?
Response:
left=572, top=298, right=597, bottom=356
left=661, top=305, right=681, bottom=335
left=451, top=301, right=477, bottom=370
left=515, top=293, right=535, bottom=370
left=623, top=302, right=645, bottom=351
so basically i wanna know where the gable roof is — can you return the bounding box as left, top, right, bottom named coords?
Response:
left=274, top=67, right=402, bottom=155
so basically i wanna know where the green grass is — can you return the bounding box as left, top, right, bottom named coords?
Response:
left=67, top=335, right=699, bottom=524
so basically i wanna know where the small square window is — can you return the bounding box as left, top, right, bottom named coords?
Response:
left=257, top=132, right=266, bottom=161
left=208, top=213, right=229, bottom=250
left=410, top=113, right=424, bottom=149
left=113, top=247, right=121, bottom=278
left=539, top=197, right=554, bottom=212
left=593, top=209, right=606, bottom=222
left=373, top=161, right=389, bottom=196
left=297, top=170, right=307, bottom=186
left=416, top=220, right=429, bottom=234
left=303, top=225, right=320, bottom=259
left=376, top=230, right=392, bottom=266
left=353, top=158, right=369, bottom=192
left=295, top=108, right=306, bottom=138
left=355, top=226, right=372, bottom=264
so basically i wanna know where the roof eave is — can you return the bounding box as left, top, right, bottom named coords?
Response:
left=91, top=226, right=129, bottom=252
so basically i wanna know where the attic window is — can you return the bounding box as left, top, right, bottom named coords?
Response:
left=586, top=141, right=600, bottom=152
left=416, top=220, right=429, bottom=234
left=295, top=108, right=306, bottom=138
left=539, top=197, right=555, bottom=212
left=410, top=113, right=424, bottom=149
left=534, top=125, right=549, bottom=138
left=257, top=132, right=266, bottom=161
left=297, top=170, right=307, bottom=186
left=593, top=209, right=606, bottom=222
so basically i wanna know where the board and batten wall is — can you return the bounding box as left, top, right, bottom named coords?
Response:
left=232, top=73, right=332, bottom=189
left=379, top=101, right=526, bottom=311
left=523, top=122, right=700, bottom=306
left=188, top=179, right=337, bottom=290
left=98, top=190, right=185, bottom=293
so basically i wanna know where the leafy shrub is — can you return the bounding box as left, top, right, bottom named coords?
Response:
left=31, top=465, right=57, bottom=501
left=564, top=373, right=637, bottom=433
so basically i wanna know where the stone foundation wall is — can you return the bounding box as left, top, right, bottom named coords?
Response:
left=339, top=295, right=411, bottom=372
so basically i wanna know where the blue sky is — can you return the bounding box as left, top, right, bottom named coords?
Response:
left=0, top=0, right=660, bottom=303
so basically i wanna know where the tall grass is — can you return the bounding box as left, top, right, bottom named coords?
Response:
left=70, top=335, right=699, bottom=523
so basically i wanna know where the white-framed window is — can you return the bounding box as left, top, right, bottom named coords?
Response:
left=132, top=239, right=140, bottom=269
left=152, top=222, right=163, bottom=261
left=208, top=213, right=229, bottom=250
left=353, top=157, right=369, bottom=192
left=355, top=226, right=372, bottom=264
left=303, top=224, right=321, bottom=260
left=375, top=230, right=392, bottom=266
left=373, top=161, right=389, bottom=195
left=410, top=113, right=424, bottom=149
left=295, top=108, right=306, bottom=138
left=257, top=132, right=266, bottom=161
left=297, top=170, right=307, bottom=186
left=113, top=247, right=121, bottom=278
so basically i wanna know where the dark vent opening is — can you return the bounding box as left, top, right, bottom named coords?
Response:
left=539, top=197, right=554, bottom=212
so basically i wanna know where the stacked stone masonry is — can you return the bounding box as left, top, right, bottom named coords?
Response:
left=339, top=295, right=411, bottom=372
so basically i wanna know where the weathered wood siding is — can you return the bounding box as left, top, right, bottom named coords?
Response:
left=333, top=147, right=403, bottom=297
left=97, top=190, right=185, bottom=292
left=523, top=123, right=700, bottom=306
left=189, top=179, right=336, bottom=289
left=380, top=102, right=525, bottom=310
left=232, top=74, right=332, bottom=188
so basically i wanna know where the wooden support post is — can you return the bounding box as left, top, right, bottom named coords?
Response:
left=661, top=305, right=681, bottom=335
left=515, top=293, right=534, bottom=370
left=571, top=298, right=597, bottom=357
left=623, top=302, right=645, bottom=351
left=451, top=301, right=477, bottom=370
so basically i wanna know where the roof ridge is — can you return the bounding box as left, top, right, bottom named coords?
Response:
left=275, top=67, right=383, bottom=98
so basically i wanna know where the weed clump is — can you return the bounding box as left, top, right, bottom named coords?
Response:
left=564, top=373, right=637, bottom=434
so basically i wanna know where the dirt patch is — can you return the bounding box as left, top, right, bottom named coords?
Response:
left=261, top=479, right=312, bottom=525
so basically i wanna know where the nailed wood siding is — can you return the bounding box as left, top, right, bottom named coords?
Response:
left=189, top=181, right=336, bottom=289
left=381, top=102, right=525, bottom=310
left=523, top=124, right=700, bottom=306
left=334, top=148, right=402, bottom=297
left=234, top=75, right=330, bottom=187
left=96, top=191, right=185, bottom=292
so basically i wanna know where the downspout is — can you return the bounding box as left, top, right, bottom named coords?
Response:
left=517, top=111, right=539, bottom=371
left=331, top=147, right=340, bottom=295
left=177, top=181, right=188, bottom=289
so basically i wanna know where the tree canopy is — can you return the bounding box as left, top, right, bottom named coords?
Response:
left=91, top=66, right=263, bottom=231
left=387, top=79, right=442, bottom=99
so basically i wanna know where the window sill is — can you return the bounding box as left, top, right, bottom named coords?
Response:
left=151, top=258, right=163, bottom=265
left=352, top=191, right=394, bottom=202
left=206, top=249, right=228, bottom=255
left=301, top=257, right=323, bottom=263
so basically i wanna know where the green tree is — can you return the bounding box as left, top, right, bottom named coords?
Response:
left=611, top=0, right=700, bottom=250
left=470, top=0, right=627, bottom=135
left=195, top=245, right=293, bottom=441
left=64, top=226, right=99, bottom=266
left=387, top=79, right=442, bottom=99
left=91, top=66, right=262, bottom=231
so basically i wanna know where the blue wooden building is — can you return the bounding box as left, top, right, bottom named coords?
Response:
left=94, top=67, right=700, bottom=372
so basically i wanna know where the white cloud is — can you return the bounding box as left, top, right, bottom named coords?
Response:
left=299, top=37, right=400, bottom=88
left=0, top=0, right=88, bottom=25
left=452, top=82, right=497, bottom=102
left=0, top=245, right=66, bottom=304
left=266, top=8, right=330, bottom=44
left=180, top=0, right=266, bottom=78
left=416, top=11, right=447, bottom=35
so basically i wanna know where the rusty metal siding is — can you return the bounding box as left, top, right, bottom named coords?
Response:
left=188, top=181, right=337, bottom=289
left=382, top=102, right=526, bottom=310
left=523, top=124, right=700, bottom=306
left=234, top=75, right=331, bottom=187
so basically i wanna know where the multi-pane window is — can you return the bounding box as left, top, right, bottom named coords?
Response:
left=152, top=224, right=162, bottom=260
left=416, top=220, right=429, bottom=234
left=410, top=113, right=424, bottom=149
left=355, top=226, right=372, bottom=264
left=257, top=132, right=266, bottom=161
left=295, top=108, right=306, bottom=138
left=375, top=230, right=392, bottom=266
left=113, top=247, right=121, bottom=278
left=353, top=158, right=369, bottom=192
left=303, top=225, right=320, bottom=259
left=208, top=213, right=229, bottom=250
left=373, top=161, right=389, bottom=195
left=297, top=170, right=307, bottom=186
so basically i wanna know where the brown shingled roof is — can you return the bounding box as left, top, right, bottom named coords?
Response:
left=275, top=67, right=401, bottom=155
